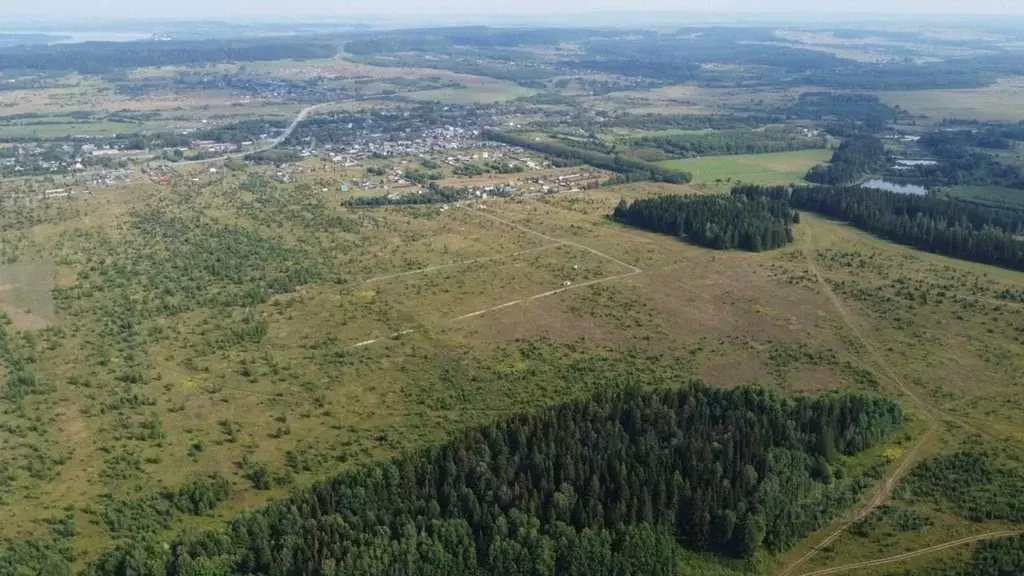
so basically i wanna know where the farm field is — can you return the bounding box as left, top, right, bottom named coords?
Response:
left=1, top=165, right=1023, bottom=569
left=657, top=149, right=832, bottom=191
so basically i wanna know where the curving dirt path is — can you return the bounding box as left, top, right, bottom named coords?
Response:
left=797, top=530, right=1024, bottom=576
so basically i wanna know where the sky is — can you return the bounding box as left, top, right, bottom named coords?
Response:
left=3, top=0, right=1024, bottom=22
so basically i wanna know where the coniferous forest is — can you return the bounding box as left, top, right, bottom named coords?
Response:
left=85, top=384, right=902, bottom=576
left=805, top=135, right=886, bottom=185
left=612, top=194, right=795, bottom=251
left=733, top=184, right=1024, bottom=271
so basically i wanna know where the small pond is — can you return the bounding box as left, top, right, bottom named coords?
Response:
left=861, top=179, right=928, bottom=196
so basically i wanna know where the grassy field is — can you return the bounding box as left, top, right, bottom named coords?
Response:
left=1, top=163, right=1022, bottom=572
left=876, top=77, right=1024, bottom=124
left=658, top=149, right=832, bottom=191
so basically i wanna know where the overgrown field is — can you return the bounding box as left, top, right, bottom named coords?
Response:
left=0, top=166, right=1022, bottom=571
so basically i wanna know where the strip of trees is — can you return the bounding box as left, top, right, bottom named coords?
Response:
left=734, top=184, right=1024, bottom=271
left=86, top=384, right=902, bottom=575
left=483, top=130, right=692, bottom=184
left=634, top=128, right=827, bottom=159
left=612, top=194, right=795, bottom=252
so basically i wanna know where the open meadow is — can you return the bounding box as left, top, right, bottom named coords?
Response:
left=658, top=149, right=832, bottom=192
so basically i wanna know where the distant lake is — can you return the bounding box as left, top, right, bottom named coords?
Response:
left=49, top=32, right=153, bottom=44
left=862, top=179, right=928, bottom=196
left=4, top=31, right=153, bottom=45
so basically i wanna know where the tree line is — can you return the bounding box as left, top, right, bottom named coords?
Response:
left=733, top=184, right=1024, bottom=271
left=344, top=26, right=609, bottom=55
left=0, top=38, right=338, bottom=74
left=343, top=184, right=479, bottom=207
left=483, top=130, right=692, bottom=184
left=634, top=128, right=826, bottom=159
left=85, top=384, right=902, bottom=575
left=805, top=135, right=886, bottom=185
left=604, top=113, right=774, bottom=131
left=612, top=194, right=795, bottom=252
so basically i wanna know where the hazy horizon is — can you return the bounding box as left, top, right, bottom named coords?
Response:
left=5, top=0, right=1024, bottom=23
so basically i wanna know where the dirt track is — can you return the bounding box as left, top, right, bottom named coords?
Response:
left=797, top=531, right=1024, bottom=576
left=777, top=224, right=941, bottom=576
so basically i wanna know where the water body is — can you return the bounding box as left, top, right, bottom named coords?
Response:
left=895, top=159, right=938, bottom=167
left=4, top=30, right=153, bottom=45
left=862, top=179, right=929, bottom=196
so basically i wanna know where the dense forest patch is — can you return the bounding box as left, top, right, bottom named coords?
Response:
left=734, top=184, right=1024, bottom=271
left=82, top=384, right=902, bottom=575
left=612, top=194, right=795, bottom=252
